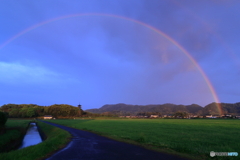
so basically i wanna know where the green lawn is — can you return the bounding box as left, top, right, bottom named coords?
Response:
left=0, top=119, right=71, bottom=160
left=47, top=119, right=240, bottom=160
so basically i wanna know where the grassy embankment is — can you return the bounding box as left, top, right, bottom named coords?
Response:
left=0, top=119, right=71, bottom=160
left=0, top=119, right=29, bottom=152
left=47, top=118, right=240, bottom=160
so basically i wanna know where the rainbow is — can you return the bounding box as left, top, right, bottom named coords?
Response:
left=0, top=13, right=223, bottom=114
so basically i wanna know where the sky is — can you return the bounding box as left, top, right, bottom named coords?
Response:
left=0, top=0, right=239, bottom=110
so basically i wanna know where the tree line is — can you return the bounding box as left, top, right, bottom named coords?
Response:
left=0, top=104, right=83, bottom=118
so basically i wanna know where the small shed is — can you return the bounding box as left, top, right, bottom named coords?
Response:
left=44, top=115, right=53, bottom=119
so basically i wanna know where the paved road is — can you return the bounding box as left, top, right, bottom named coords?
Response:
left=41, top=121, right=190, bottom=160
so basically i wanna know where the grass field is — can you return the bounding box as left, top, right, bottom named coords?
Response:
left=0, top=119, right=71, bottom=160
left=47, top=118, right=240, bottom=160
left=4, top=119, right=30, bottom=128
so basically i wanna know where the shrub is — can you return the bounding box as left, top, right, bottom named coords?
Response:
left=0, top=112, right=8, bottom=126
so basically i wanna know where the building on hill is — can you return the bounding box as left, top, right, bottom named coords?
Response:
left=78, top=104, right=82, bottom=109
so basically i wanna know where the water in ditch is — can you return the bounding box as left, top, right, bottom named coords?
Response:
left=18, top=122, right=42, bottom=149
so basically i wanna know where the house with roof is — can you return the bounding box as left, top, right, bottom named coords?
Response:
left=150, top=115, right=159, bottom=118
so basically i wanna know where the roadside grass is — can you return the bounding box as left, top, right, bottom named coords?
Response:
left=47, top=119, right=240, bottom=160
left=0, top=119, right=71, bottom=160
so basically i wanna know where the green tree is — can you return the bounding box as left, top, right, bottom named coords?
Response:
left=0, top=104, right=18, bottom=112
left=0, top=111, right=8, bottom=126
left=47, top=104, right=82, bottom=118
left=26, top=108, right=35, bottom=117
left=0, top=111, right=8, bottom=134
left=19, top=107, right=28, bottom=118
left=174, top=111, right=188, bottom=119
left=9, top=108, right=21, bottom=117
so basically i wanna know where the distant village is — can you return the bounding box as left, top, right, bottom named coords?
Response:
left=42, top=113, right=240, bottom=120
left=81, top=110, right=240, bottom=119
left=85, top=102, right=240, bottom=119
left=118, top=114, right=240, bottom=119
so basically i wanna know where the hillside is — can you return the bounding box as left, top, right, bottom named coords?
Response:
left=86, top=102, right=240, bottom=115
left=86, top=103, right=203, bottom=115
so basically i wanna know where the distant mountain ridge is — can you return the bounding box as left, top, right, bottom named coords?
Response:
left=85, top=102, right=240, bottom=115
left=86, top=103, right=203, bottom=115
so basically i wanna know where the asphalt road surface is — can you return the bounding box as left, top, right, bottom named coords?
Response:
left=41, top=121, right=189, bottom=160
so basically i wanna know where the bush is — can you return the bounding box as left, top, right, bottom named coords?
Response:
left=0, top=112, right=8, bottom=126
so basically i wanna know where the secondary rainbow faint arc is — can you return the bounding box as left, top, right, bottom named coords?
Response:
left=0, top=13, right=222, bottom=114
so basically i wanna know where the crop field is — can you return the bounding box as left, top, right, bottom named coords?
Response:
left=47, top=119, right=240, bottom=160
